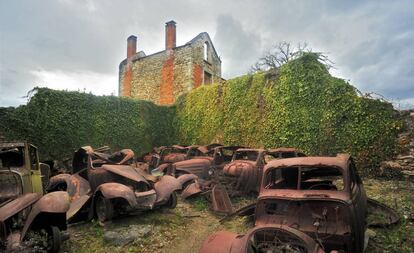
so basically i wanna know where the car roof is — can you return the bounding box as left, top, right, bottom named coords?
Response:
left=263, top=154, right=350, bottom=173
left=267, top=147, right=301, bottom=153
left=236, top=148, right=265, bottom=152
left=0, top=142, right=26, bottom=148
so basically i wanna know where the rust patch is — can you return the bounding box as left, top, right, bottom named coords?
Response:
left=122, top=62, right=133, bottom=97
left=193, top=64, right=203, bottom=89
left=159, top=55, right=175, bottom=105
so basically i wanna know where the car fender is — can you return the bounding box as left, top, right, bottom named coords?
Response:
left=0, top=193, right=40, bottom=223
left=176, top=173, right=198, bottom=186
left=94, top=182, right=138, bottom=207
left=20, top=191, right=70, bottom=241
left=47, top=173, right=71, bottom=191
left=154, top=175, right=182, bottom=204
left=200, top=225, right=325, bottom=253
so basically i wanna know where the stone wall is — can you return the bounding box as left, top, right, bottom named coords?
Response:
left=380, top=109, right=414, bottom=179
left=119, top=33, right=221, bottom=105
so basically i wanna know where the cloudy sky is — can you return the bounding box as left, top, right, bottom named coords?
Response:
left=1, top=0, right=413, bottom=108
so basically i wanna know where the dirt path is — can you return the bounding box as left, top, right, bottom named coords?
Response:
left=164, top=214, right=220, bottom=253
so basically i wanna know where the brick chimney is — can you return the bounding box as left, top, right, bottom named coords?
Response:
left=165, top=20, right=176, bottom=50
left=127, top=35, right=137, bottom=59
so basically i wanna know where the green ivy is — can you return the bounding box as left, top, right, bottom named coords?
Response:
left=0, top=88, right=176, bottom=160
left=0, top=53, right=400, bottom=173
left=175, top=53, right=401, bottom=173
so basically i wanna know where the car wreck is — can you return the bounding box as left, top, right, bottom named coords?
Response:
left=0, top=142, right=70, bottom=252
left=200, top=154, right=371, bottom=253
left=165, top=145, right=243, bottom=179
left=222, top=148, right=305, bottom=194
left=47, top=146, right=191, bottom=223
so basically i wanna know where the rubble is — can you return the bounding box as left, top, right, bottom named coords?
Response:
left=380, top=109, right=414, bottom=179
left=103, top=224, right=153, bottom=246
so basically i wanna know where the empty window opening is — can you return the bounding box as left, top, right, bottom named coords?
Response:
left=204, top=71, right=212, bottom=84
left=264, top=166, right=344, bottom=191
left=0, top=147, right=25, bottom=167
left=203, top=42, right=209, bottom=61
left=234, top=150, right=259, bottom=161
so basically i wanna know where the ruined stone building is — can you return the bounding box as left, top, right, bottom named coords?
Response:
left=119, top=21, right=222, bottom=105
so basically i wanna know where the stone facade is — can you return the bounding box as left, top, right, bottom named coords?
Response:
left=380, top=109, right=414, bottom=179
left=119, top=21, right=222, bottom=105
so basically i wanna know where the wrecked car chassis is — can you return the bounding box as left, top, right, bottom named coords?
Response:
left=222, top=148, right=306, bottom=194
left=0, top=142, right=70, bottom=252
left=201, top=154, right=370, bottom=253
left=48, top=147, right=189, bottom=223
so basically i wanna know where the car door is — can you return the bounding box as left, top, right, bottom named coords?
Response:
left=349, top=160, right=366, bottom=252
left=29, top=145, right=43, bottom=194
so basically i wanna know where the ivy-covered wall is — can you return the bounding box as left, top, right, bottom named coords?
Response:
left=0, top=88, right=176, bottom=160
left=175, top=53, right=400, bottom=171
left=0, top=53, right=400, bottom=172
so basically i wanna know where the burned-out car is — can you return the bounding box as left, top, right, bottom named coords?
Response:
left=48, top=146, right=190, bottom=223
left=222, top=148, right=306, bottom=193
left=0, top=142, right=70, bottom=252
left=222, top=148, right=266, bottom=193
left=166, top=145, right=243, bottom=179
left=201, top=154, right=368, bottom=253
left=148, top=145, right=197, bottom=168
left=160, top=146, right=244, bottom=200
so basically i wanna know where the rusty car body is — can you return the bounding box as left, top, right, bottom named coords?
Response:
left=166, top=146, right=242, bottom=179
left=48, top=146, right=189, bottom=223
left=0, top=141, right=70, bottom=252
left=222, top=148, right=306, bottom=194
left=201, top=154, right=368, bottom=253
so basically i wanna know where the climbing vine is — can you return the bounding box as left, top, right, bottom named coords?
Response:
left=0, top=88, right=176, bottom=160
left=0, top=53, right=400, bottom=173
left=175, top=53, right=400, bottom=172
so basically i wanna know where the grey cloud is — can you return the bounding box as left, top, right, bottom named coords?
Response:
left=214, top=15, right=261, bottom=78
left=0, top=0, right=413, bottom=107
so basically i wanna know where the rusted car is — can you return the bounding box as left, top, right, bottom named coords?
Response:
left=201, top=154, right=368, bottom=253
left=149, top=145, right=212, bottom=170
left=160, top=146, right=243, bottom=200
left=222, top=148, right=306, bottom=193
left=48, top=146, right=189, bottom=222
left=166, top=146, right=243, bottom=179
left=0, top=142, right=70, bottom=252
left=222, top=148, right=266, bottom=193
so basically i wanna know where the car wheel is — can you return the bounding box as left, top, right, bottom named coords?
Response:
left=48, top=226, right=61, bottom=253
left=95, top=195, right=114, bottom=222
left=164, top=191, right=177, bottom=209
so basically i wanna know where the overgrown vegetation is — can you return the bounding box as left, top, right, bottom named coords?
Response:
left=0, top=53, right=400, bottom=172
left=175, top=53, right=400, bottom=172
left=0, top=88, right=176, bottom=160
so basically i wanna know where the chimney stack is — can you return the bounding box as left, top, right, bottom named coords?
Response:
left=165, top=20, right=176, bottom=50
left=127, top=35, right=137, bottom=59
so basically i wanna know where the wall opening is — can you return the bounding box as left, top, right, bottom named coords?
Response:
left=203, top=42, right=209, bottom=61
left=204, top=71, right=212, bottom=84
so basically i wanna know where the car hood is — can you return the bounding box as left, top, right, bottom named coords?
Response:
left=174, top=157, right=213, bottom=169
left=101, top=164, right=150, bottom=185
left=223, top=160, right=256, bottom=177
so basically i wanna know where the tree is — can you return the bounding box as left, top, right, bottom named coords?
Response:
left=251, top=41, right=333, bottom=72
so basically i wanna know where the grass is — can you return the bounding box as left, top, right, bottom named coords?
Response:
left=364, top=178, right=414, bottom=253
left=62, top=178, right=413, bottom=253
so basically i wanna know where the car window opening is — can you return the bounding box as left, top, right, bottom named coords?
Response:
left=265, top=166, right=344, bottom=191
